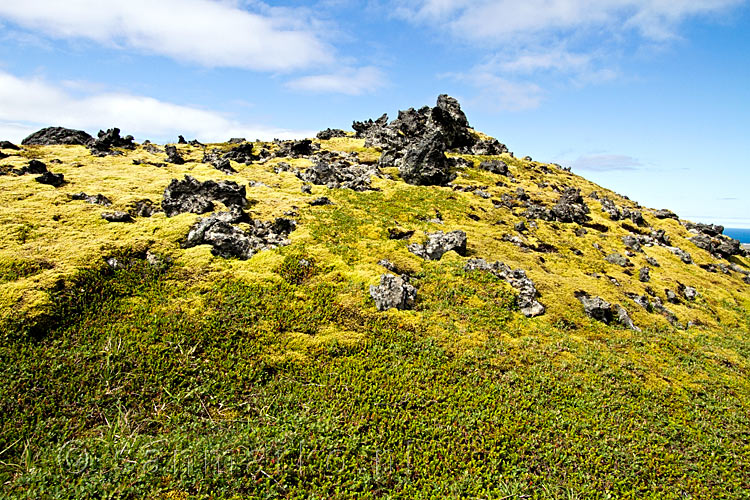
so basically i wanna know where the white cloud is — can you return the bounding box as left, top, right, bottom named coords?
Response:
left=394, top=0, right=744, bottom=42
left=0, top=71, right=312, bottom=143
left=568, top=154, right=643, bottom=171
left=0, top=0, right=332, bottom=72
left=285, top=66, right=386, bottom=95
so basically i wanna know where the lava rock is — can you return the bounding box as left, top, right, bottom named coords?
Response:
left=369, top=274, right=417, bottom=311
left=91, top=128, right=136, bottom=154
left=398, top=132, right=454, bottom=186
left=552, top=188, right=590, bottom=223
left=301, top=184, right=312, bottom=194
left=71, top=192, right=112, bottom=206
left=525, top=204, right=555, bottom=221
left=639, top=267, right=650, bottom=282
left=22, top=127, right=94, bottom=146
left=605, top=253, right=631, bottom=267
left=162, top=175, right=247, bottom=217
left=653, top=209, right=678, bottom=220
left=460, top=261, right=536, bottom=314
left=34, top=171, right=64, bottom=187
left=388, top=228, right=415, bottom=240
left=468, top=138, right=508, bottom=155
left=668, top=246, right=693, bottom=264
left=0, top=140, right=21, bottom=150
left=665, top=289, right=680, bottom=304
left=681, top=285, right=698, bottom=301
left=130, top=199, right=159, bottom=217
left=178, top=135, right=187, bottom=144
left=297, top=157, right=380, bottom=191
left=101, top=211, right=134, bottom=223
left=165, top=145, right=185, bottom=165
left=185, top=213, right=295, bottom=259
left=310, top=196, right=333, bottom=206
left=222, top=143, right=259, bottom=165
left=23, top=160, right=48, bottom=175
left=622, top=235, right=641, bottom=252
left=479, top=160, right=508, bottom=176
left=276, top=139, right=314, bottom=158
left=316, top=128, right=348, bottom=140
left=408, top=230, right=467, bottom=260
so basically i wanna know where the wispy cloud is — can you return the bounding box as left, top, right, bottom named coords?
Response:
left=0, top=71, right=312, bottom=143
left=569, top=154, right=643, bottom=171
left=392, top=0, right=745, bottom=42
left=0, top=0, right=332, bottom=72
left=286, top=66, right=387, bottom=95
left=444, top=71, right=544, bottom=111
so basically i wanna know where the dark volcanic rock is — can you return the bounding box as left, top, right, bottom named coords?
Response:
left=23, top=160, right=48, bottom=175
left=0, top=140, right=21, bottom=150
left=212, top=159, right=237, bottom=175
left=276, top=139, right=315, bottom=158
left=91, top=128, right=136, bottom=154
left=408, top=230, right=467, bottom=260
left=222, top=143, right=259, bottom=164
left=297, top=158, right=380, bottom=191
left=465, top=258, right=545, bottom=317
left=370, top=274, right=417, bottom=311
left=178, top=135, right=187, bottom=144
left=162, top=175, right=246, bottom=217
left=468, top=138, right=508, bottom=155
left=639, top=267, right=651, bottom=282
left=34, top=171, right=64, bottom=187
left=654, top=208, right=678, bottom=220
left=478, top=159, right=508, bottom=176
left=387, top=228, right=415, bottom=240
left=310, top=196, right=333, bottom=206
left=165, top=145, right=185, bottom=165
left=398, top=132, right=454, bottom=186
left=71, top=192, right=112, bottom=206
left=101, top=211, right=133, bottom=223
left=552, top=188, right=589, bottom=223
left=316, top=128, right=348, bottom=140
left=22, top=127, right=94, bottom=146
left=185, top=213, right=295, bottom=259
left=605, top=253, right=631, bottom=267
left=130, top=199, right=159, bottom=217
left=576, top=292, right=640, bottom=330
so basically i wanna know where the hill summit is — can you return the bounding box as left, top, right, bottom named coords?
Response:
left=1, top=96, right=749, bottom=498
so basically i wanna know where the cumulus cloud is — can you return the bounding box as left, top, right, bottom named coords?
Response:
left=285, top=66, right=386, bottom=95
left=0, top=71, right=312, bottom=143
left=569, top=154, right=643, bottom=171
left=393, top=0, right=744, bottom=42
left=0, top=0, right=332, bottom=71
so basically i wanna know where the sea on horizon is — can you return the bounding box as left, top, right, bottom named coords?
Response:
left=724, top=227, right=750, bottom=244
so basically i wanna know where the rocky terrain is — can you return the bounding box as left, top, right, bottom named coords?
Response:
left=1, top=96, right=748, bottom=498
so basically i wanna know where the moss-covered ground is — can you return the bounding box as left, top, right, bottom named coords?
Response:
left=0, top=138, right=749, bottom=498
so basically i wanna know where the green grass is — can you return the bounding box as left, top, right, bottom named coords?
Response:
left=1, top=252, right=749, bottom=499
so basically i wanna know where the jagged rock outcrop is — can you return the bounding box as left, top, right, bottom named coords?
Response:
left=129, top=199, right=159, bottom=217
left=465, top=258, right=545, bottom=317
left=369, top=274, right=417, bottom=311
left=316, top=128, right=348, bottom=140
left=685, top=222, right=743, bottom=260
left=297, top=157, right=381, bottom=191
left=165, top=145, right=185, bottom=165
left=398, top=132, right=455, bottom=186
left=0, top=140, right=21, bottom=150
left=90, top=128, right=136, bottom=155
left=22, top=127, right=94, bottom=146
left=162, top=175, right=246, bottom=217
left=408, top=230, right=467, bottom=260
left=221, top=143, right=259, bottom=164
left=71, top=192, right=112, bottom=206
left=275, top=139, right=315, bottom=158
left=478, top=159, right=509, bottom=176
left=552, top=188, right=590, bottom=223
left=101, top=211, right=133, bottom=223
left=653, top=208, right=678, bottom=220
left=34, top=171, right=64, bottom=187
left=185, top=211, right=295, bottom=259
left=575, top=292, right=639, bottom=331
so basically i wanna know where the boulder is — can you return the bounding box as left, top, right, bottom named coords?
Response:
left=468, top=138, right=508, bottom=155
left=162, top=175, right=247, bottom=217
left=34, top=171, right=64, bottom=187
left=185, top=213, right=295, bottom=260
left=576, top=293, right=614, bottom=324
left=398, top=132, right=454, bottom=186
left=130, top=199, right=159, bottom=217
left=478, top=160, right=508, bottom=176
left=178, top=135, right=187, bottom=144
left=71, top=192, right=112, bottom=206
left=388, top=228, right=415, bottom=240
left=316, top=128, right=348, bottom=140
left=23, top=160, right=48, bottom=175
left=297, top=158, right=380, bottom=191
left=667, top=246, right=693, bottom=264
left=605, top=253, right=631, bottom=267
left=22, top=127, right=94, bottom=146
left=552, top=188, right=589, bottom=223
left=639, top=267, right=650, bottom=282
left=622, top=235, right=641, bottom=252
left=681, top=285, right=698, bottom=301
left=614, top=304, right=641, bottom=331
left=222, top=143, right=259, bottom=164
left=369, top=274, right=417, bottom=311
left=276, top=139, right=314, bottom=158
left=91, top=128, right=136, bottom=154
left=600, top=197, right=622, bottom=220
left=464, top=258, right=545, bottom=317
left=165, top=145, right=185, bottom=165
left=101, top=211, right=134, bottom=223
left=653, top=209, right=678, bottom=220
left=665, top=289, right=680, bottom=304
left=310, top=196, right=333, bottom=206
left=408, top=230, right=467, bottom=260
left=0, top=140, right=21, bottom=150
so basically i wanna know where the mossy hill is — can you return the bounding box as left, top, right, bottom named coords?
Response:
left=1, top=98, right=749, bottom=499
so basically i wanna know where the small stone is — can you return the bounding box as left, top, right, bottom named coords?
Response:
left=101, top=211, right=133, bottom=223
left=639, top=267, right=650, bottom=282
left=35, top=171, right=64, bottom=187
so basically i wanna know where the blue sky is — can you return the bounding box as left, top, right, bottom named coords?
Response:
left=0, top=0, right=748, bottom=227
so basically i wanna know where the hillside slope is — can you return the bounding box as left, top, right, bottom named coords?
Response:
left=1, top=97, right=749, bottom=498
